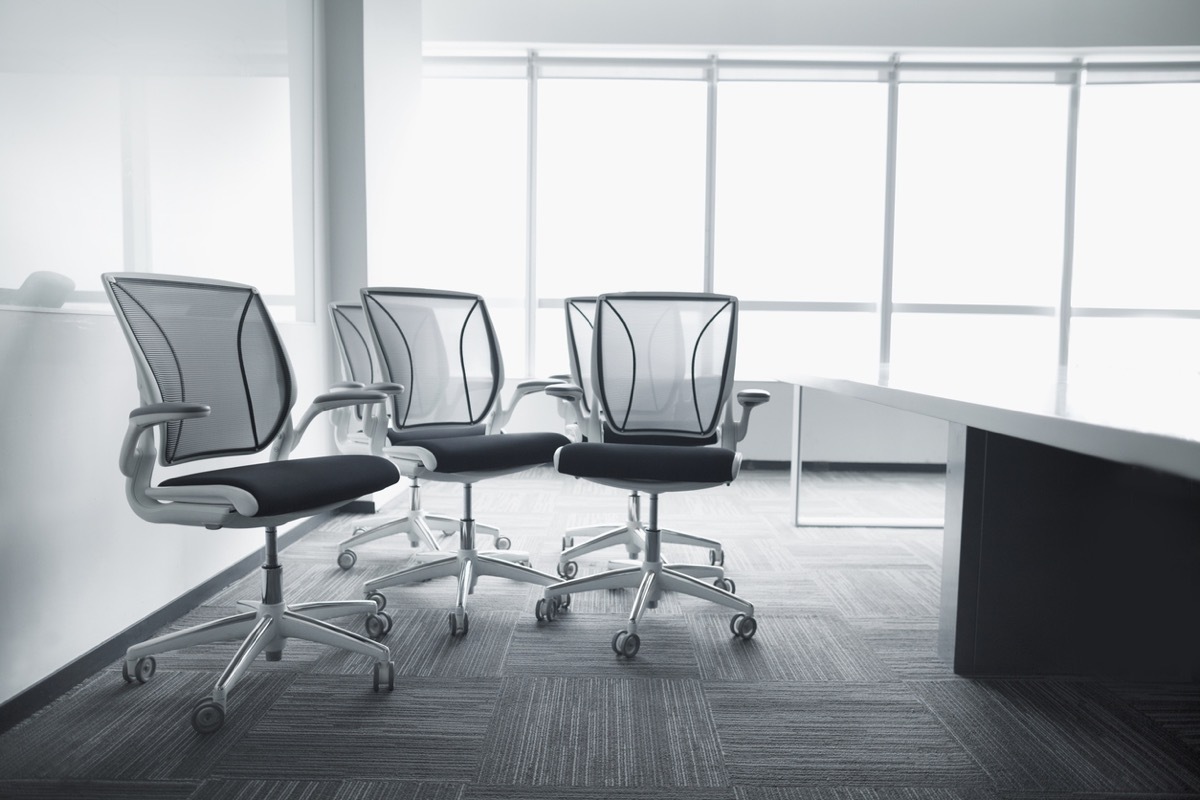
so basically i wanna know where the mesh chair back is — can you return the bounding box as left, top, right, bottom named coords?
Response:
left=361, top=288, right=502, bottom=429
left=104, top=273, right=295, bottom=465
left=594, top=292, right=737, bottom=440
left=564, top=296, right=598, bottom=416
left=329, top=303, right=376, bottom=385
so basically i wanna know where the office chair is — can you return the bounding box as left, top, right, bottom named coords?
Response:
left=103, top=273, right=400, bottom=733
left=538, top=292, right=768, bottom=657
left=359, top=287, right=570, bottom=635
left=328, top=303, right=525, bottom=567
left=549, top=296, right=731, bottom=578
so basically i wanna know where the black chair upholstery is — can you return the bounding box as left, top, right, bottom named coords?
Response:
left=358, top=287, right=569, bottom=635
left=103, top=273, right=401, bottom=733
left=539, top=292, right=765, bottom=657
left=328, top=303, right=511, bottom=568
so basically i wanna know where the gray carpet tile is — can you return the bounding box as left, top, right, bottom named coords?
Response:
left=465, top=788, right=738, bottom=800
left=1102, top=681, right=1200, bottom=754
left=814, top=568, right=941, bottom=619
left=846, top=618, right=953, bottom=681
left=478, top=676, right=728, bottom=787
left=507, top=612, right=703, bottom=679
left=0, top=780, right=199, bottom=800
left=736, top=790, right=996, bottom=800
left=689, top=613, right=897, bottom=683
left=784, top=541, right=931, bottom=570
left=911, top=678, right=1200, bottom=793
left=0, top=670, right=294, bottom=781
left=211, top=676, right=497, bottom=782
left=312, top=608, right=518, bottom=678
left=190, top=779, right=466, bottom=800
left=706, top=681, right=989, bottom=787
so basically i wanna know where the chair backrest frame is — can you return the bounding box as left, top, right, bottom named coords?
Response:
left=360, top=287, right=504, bottom=430
left=592, top=292, right=738, bottom=442
left=104, top=272, right=297, bottom=466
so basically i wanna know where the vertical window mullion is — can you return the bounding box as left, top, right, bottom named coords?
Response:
left=1057, top=63, right=1083, bottom=370
left=525, top=52, right=539, bottom=376
left=879, top=57, right=900, bottom=367
left=704, top=56, right=718, bottom=294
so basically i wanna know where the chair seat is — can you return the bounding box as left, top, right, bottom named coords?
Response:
left=411, top=432, right=570, bottom=474
left=160, top=455, right=400, bottom=518
left=557, top=442, right=738, bottom=484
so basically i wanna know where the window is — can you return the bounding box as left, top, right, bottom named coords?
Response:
left=1072, top=83, right=1200, bottom=312
left=398, top=77, right=529, bottom=372
left=536, top=79, right=708, bottom=301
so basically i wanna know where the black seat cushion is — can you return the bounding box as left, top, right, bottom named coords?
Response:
left=557, top=442, right=737, bottom=484
left=408, top=432, right=570, bottom=474
left=388, top=423, right=487, bottom=445
left=160, top=455, right=400, bottom=518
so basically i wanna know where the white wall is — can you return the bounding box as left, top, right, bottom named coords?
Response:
left=0, top=307, right=329, bottom=705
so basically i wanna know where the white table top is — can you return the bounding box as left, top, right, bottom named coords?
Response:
left=780, top=363, right=1200, bottom=483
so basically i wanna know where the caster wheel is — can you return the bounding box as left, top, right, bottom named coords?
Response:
left=562, top=536, right=574, bottom=550
left=535, top=597, right=557, bottom=622
left=191, top=698, right=225, bottom=734
left=122, top=656, right=156, bottom=684
left=612, top=630, right=641, bottom=658
left=715, top=577, right=736, bottom=593
left=709, top=549, right=725, bottom=566
left=373, top=660, right=395, bottom=692
left=366, top=591, right=387, bottom=611
left=556, top=560, right=578, bottom=579
left=730, top=614, right=758, bottom=640
left=495, top=536, right=512, bottom=550
left=353, top=526, right=367, bottom=536
left=365, top=611, right=392, bottom=640
left=337, top=549, right=357, bottom=570
left=448, top=611, right=469, bottom=636
left=558, top=593, right=571, bottom=610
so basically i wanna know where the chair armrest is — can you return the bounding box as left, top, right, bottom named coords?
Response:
left=545, top=383, right=588, bottom=441
left=722, top=389, right=772, bottom=447
left=489, top=378, right=566, bottom=433
left=121, top=402, right=211, bottom=477
left=331, top=380, right=365, bottom=390
left=365, top=382, right=405, bottom=395
left=280, top=389, right=388, bottom=459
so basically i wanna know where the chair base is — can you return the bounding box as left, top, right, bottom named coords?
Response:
left=364, top=548, right=559, bottom=636
left=542, top=494, right=757, bottom=656
left=122, top=558, right=394, bottom=734
left=337, top=478, right=507, bottom=570
left=561, top=492, right=724, bottom=567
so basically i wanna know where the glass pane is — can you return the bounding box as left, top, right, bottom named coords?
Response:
left=714, top=81, right=888, bottom=302
left=0, top=74, right=124, bottom=299
left=536, top=306, right=572, bottom=380
left=536, top=79, right=707, bottom=298
left=891, top=313, right=1058, bottom=373
left=145, top=76, right=295, bottom=301
left=1070, top=317, right=1200, bottom=372
left=737, top=310, right=878, bottom=377
left=892, top=84, right=1068, bottom=305
left=1073, top=83, right=1200, bottom=310
left=396, top=78, right=528, bottom=373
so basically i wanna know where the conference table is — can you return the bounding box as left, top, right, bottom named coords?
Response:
left=782, top=362, right=1200, bottom=681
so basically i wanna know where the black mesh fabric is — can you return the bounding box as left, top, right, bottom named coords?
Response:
left=594, top=293, right=737, bottom=439
left=107, top=276, right=294, bottom=465
left=361, top=289, right=502, bottom=428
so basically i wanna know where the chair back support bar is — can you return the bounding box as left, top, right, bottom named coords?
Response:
left=593, top=292, right=738, bottom=440
left=104, top=273, right=295, bottom=466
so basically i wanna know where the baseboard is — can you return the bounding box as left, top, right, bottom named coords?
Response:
left=0, top=513, right=328, bottom=735
left=743, top=460, right=947, bottom=473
